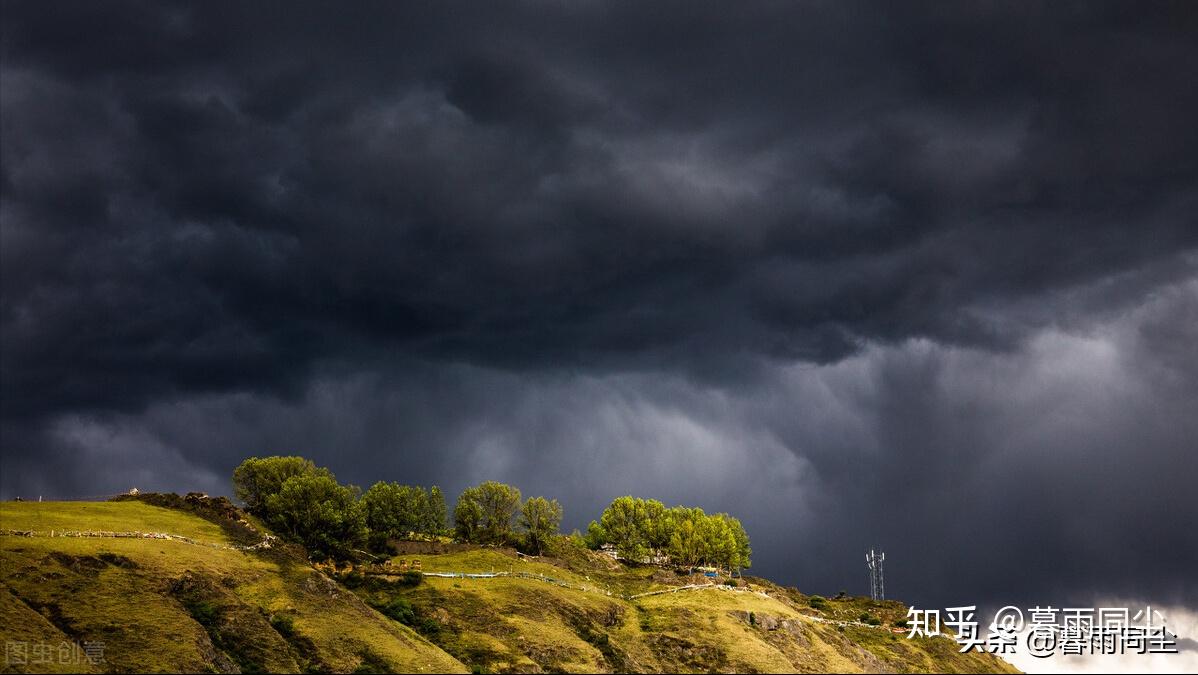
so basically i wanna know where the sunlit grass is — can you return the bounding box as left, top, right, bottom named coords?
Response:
left=0, top=502, right=466, bottom=673
left=0, top=501, right=1017, bottom=673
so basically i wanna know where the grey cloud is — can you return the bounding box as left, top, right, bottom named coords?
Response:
left=4, top=276, right=1195, bottom=612
left=2, top=0, right=1197, bottom=615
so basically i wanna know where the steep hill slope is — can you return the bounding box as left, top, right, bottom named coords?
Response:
left=0, top=500, right=466, bottom=673
left=343, top=546, right=1019, bottom=674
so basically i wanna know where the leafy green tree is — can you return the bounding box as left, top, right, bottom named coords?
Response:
left=232, top=456, right=330, bottom=515
left=454, top=481, right=522, bottom=544
left=599, top=496, right=651, bottom=561
left=583, top=520, right=606, bottom=549
left=667, top=507, right=707, bottom=567
left=518, top=496, right=563, bottom=555
left=641, top=499, right=673, bottom=558
left=453, top=493, right=484, bottom=542
left=361, top=482, right=448, bottom=548
left=591, top=496, right=752, bottom=571
left=702, top=512, right=734, bottom=569
left=715, top=513, right=751, bottom=571
left=263, top=472, right=366, bottom=558
left=362, top=482, right=434, bottom=550
left=426, top=486, right=447, bottom=535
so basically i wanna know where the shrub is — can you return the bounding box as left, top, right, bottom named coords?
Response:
left=418, top=617, right=441, bottom=635
left=566, top=530, right=588, bottom=550
left=185, top=599, right=220, bottom=627
left=270, top=613, right=296, bottom=639
left=398, top=570, right=423, bottom=587
left=378, top=596, right=415, bottom=625
left=337, top=570, right=365, bottom=589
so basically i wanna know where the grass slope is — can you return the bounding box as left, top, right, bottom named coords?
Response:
left=1, top=500, right=1017, bottom=674
left=349, top=546, right=1020, bottom=674
left=0, top=501, right=466, bottom=674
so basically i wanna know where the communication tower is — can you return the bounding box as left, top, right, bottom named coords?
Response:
left=866, top=549, right=885, bottom=600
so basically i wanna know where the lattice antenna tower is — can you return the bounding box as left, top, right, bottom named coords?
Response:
left=866, top=548, right=885, bottom=600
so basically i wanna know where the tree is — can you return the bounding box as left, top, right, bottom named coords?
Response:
left=426, top=486, right=447, bottom=535
left=591, top=496, right=753, bottom=571
left=641, top=499, right=672, bottom=558
left=715, top=513, right=751, bottom=571
left=361, top=483, right=448, bottom=548
left=583, top=520, right=606, bottom=550
left=599, top=496, right=651, bottom=561
left=701, top=512, right=734, bottom=569
left=453, top=493, right=485, bottom=543
left=518, top=496, right=563, bottom=555
left=263, top=472, right=366, bottom=559
left=667, top=507, right=707, bottom=567
left=362, top=482, right=434, bottom=550
left=232, top=456, right=330, bottom=515
left=454, top=481, right=522, bottom=544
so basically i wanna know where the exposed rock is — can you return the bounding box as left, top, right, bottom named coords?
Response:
left=731, top=609, right=780, bottom=630
left=432, top=607, right=451, bottom=625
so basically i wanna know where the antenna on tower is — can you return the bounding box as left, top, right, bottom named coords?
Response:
left=866, top=548, right=885, bottom=601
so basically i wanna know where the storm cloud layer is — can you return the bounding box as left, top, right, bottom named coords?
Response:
left=2, top=1, right=1197, bottom=615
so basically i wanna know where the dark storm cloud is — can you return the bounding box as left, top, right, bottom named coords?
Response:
left=2, top=1, right=1197, bottom=612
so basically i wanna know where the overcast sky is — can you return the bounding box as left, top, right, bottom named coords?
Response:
left=2, top=1, right=1196, bottom=636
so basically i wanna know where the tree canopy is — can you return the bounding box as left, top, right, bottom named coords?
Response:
left=589, top=497, right=751, bottom=572
left=454, top=481, right=522, bottom=544
left=231, top=456, right=749, bottom=570
left=361, top=482, right=446, bottom=549
left=232, top=456, right=331, bottom=515
left=518, top=496, right=563, bottom=555
left=263, top=471, right=366, bottom=558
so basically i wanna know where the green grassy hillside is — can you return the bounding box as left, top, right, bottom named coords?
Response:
left=0, top=500, right=466, bottom=673
left=344, top=546, right=1019, bottom=674
left=1, top=499, right=1017, bottom=674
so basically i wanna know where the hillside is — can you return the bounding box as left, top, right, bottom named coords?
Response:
left=341, top=545, right=1018, bottom=674
left=0, top=498, right=1017, bottom=674
left=0, top=499, right=465, bottom=673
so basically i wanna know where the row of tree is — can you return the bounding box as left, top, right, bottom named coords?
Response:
left=231, top=456, right=749, bottom=570
left=583, top=496, right=751, bottom=572
left=451, top=481, right=563, bottom=555
left=361, top=481, right=446, bottom=550
left=232, top=457, right=562, bottom=557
